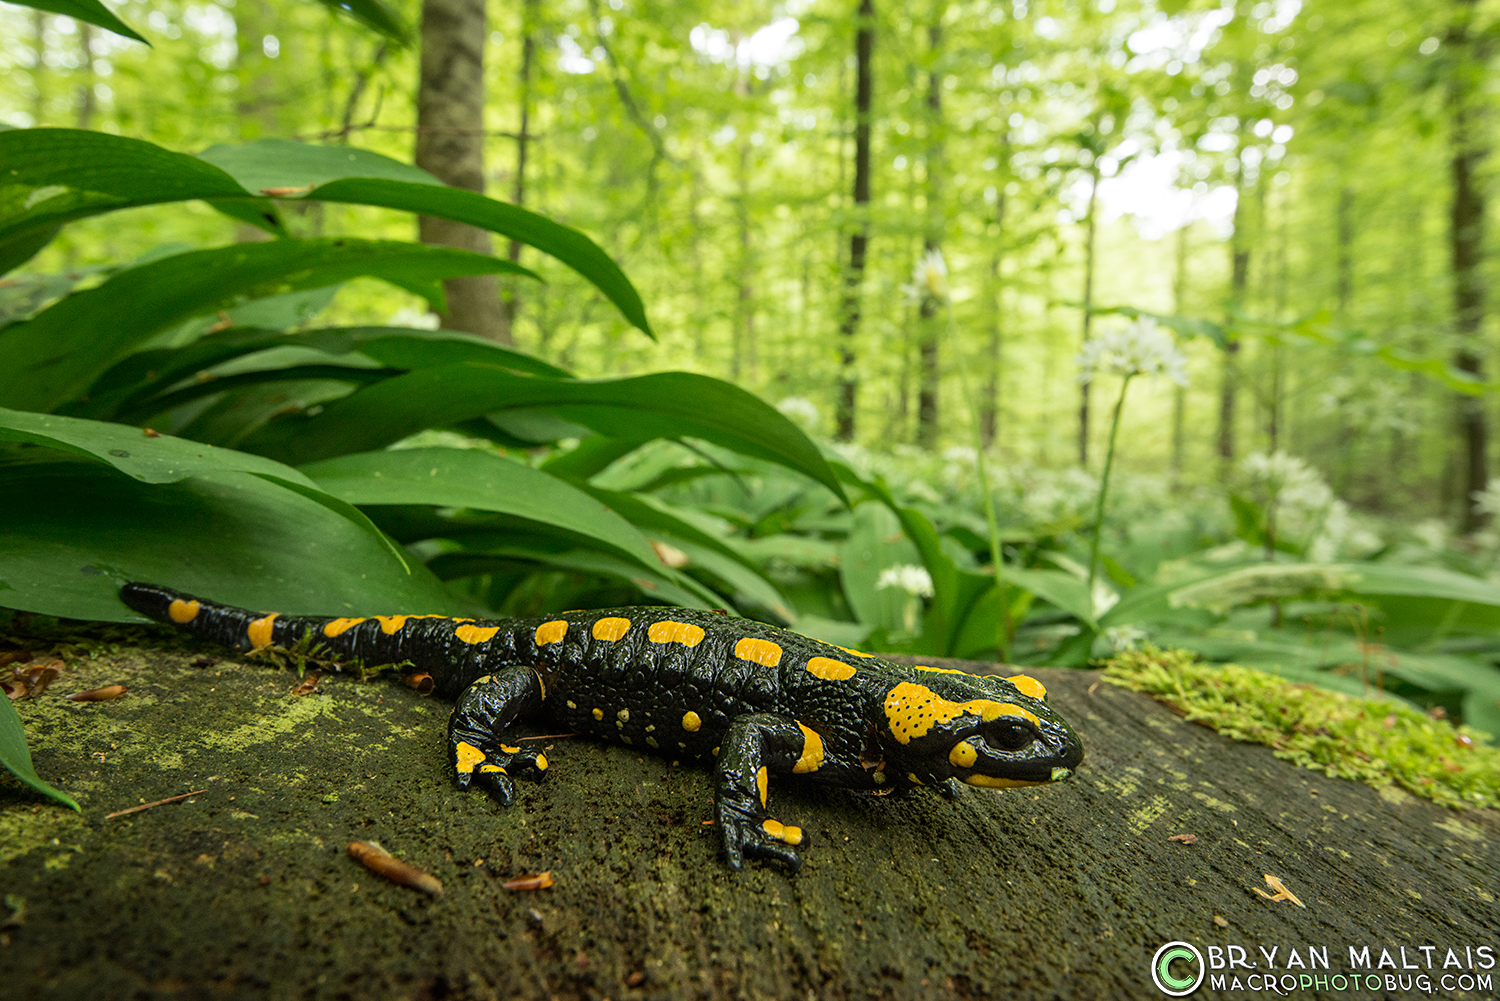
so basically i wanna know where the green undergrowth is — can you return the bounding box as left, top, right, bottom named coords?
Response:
left=1102, top=647, right=1500, bottom=811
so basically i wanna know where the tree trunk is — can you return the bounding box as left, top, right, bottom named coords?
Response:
left=75, top=23, right=94, bottom=130
left=497, top=0, right=539, bottom=344
left=1171, top=221, right=1189, bottom=485
left=1219, top=135, right=1251, bottom=473
left=733, top=131, right=756, bottom=382
left=416, top=0, right=508, bottom=344
left=1447, top=0, right=1491, bottom=532
left=982, top=187, right=1007, bottom=449
left=835, top=0, right=875, bottom=442
left=1336, top=183, right=1354, bottom=315
left=915, top=18, right=943, bottom=451
left=31, top=10, right=46, bottom=126
left=1077, top=164, right=1099, bottom=466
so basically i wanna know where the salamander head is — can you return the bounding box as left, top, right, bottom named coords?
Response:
left=881, top=669, right=1083, bottom=788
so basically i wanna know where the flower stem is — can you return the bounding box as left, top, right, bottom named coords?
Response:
left=1087, top=374, right=1132, bottom=602
left=944, top=300, right=1009, bottom=661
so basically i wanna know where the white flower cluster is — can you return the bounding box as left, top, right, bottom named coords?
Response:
left=1103, top=624, right=1149, bottom=653
left=1075, top=318, right=1189, bottom=387
left=775, top=396, right=821, bottom=432
left=876, top=563, right=935, bottom=598
left=1471, top=477, right=1500, bottom=519
left=902, top=248, right=950, bottom=302
left=1241, top=452, right=1381, bottom=561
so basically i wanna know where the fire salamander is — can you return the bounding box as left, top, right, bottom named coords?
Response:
left=121, top=582, right=1084, bottom=871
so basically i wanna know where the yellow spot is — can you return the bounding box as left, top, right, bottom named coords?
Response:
left=682, top=711, right=702, bottom=732
left=908, top=774, right=923, bottom=785
left=756, top=766, right=768, bottom=807
left=535, top=620, right=568, bottom=646
left=792, top=723, right=824, bottom=774
left=372, top=614, right=441, bottom=634
left=882, top=682, right=1041, bottom=745
left=500, top=744, right=521, bottom=754
left=534, top=754, right=548, bottom=771
left=914, top=664, right=970, bottom=676
left=805, top=656, right=856, bottom=681
left=836, top=646, right=878, bottom=659
left=323, top=618, right=365, bottom=638
left=734, top=637, right=783, bottom=667
left=479, top=764, right=506, bottom=774
left=167, top=599, right=200, bottom=624
left=247, top=614, right=278, bottom=649
left=949, top=741, right=978, bottom=768
left=647, top=620, right=706, bottom=647
left=455, top=624, right=500, bottom=645
left=761, top=819, right=804, bottom=845
left=592, top=708, right=604, bottom=721
left=566, top=700, right=577, bottom=709
left=1006, top=674, right=1047, bottom=700
left=592, top=617, right=631, bottom=642
left=617, top=709, right=630, bottom=722
left=455, top=741, right=486, bottom=775
left=964, top=775, right=1045, bottom=789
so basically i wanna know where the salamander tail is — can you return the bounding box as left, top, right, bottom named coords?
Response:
left=120, top=582, right=282, bottom=651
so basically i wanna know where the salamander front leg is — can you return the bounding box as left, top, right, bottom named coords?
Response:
left=447, top=666, right=548, bottom=807
left=714, top=713, right=818, bottom=872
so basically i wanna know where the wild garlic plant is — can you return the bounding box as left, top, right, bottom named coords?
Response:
left=1076, top=318, right=1189, bottom=602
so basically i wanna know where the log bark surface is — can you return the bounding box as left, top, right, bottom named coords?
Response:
left=3, top=638, right=1496, bottom=1000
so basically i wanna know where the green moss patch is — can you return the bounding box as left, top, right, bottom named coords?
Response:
left=1102, top=647, right=1500, bottom=811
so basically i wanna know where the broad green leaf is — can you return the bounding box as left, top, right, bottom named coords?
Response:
left=0, top=462, right=469, bottom=622
left=299, top=447, right=669, bottom=578
left=428, top=547, right=713, bottom=610
left=306, top=179, right=652, bottom=338
left=244, top=365, right=848, bottom=502
left=313, top=0, right=408, bottom=43
left=1006, top=567, right=1097, bottom=626
left=84, top=325, right=567, bottom=420
left=0, top=408, right=411, bottom=571
left=840, top=502, right=922, bottom=633
left=0, top=130, right=253, bottom=273
left=1, top=131, right=646, bottom=335
left=0, top=239, right=535, bottom=413
left=0, top=695, right=79, bottom=811
left=196, top=139, right=440, bottom=193
left=12, top=0, right=145, bottom=43
left=196, top=142, right=649, bottom=336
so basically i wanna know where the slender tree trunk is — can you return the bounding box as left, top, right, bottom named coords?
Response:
left=915, top=17, right=943, bottom=451
left=1171, top=221, right=1189, bottom=485
left=75, top=23, right=94, bottom=130
left=982, top=187, right=1007, bottom=449
left=1447, top=0, right=1491, bottom=532
left=1077, top=162, right=1099, bottom=465
left=734, top=132, right=755, bottom=382
left=416, top=0, right=508, bottom=343
left=1336, top=183, right=1354, bottom=315
left=1219, top=131, right=1251, bottom=473
left=835, top=0, right=875, bottom=442
left=31, top=10, right=46, bottom=126
left=497, top=0, right=538, bottom=343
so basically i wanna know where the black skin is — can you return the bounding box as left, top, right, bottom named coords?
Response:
left=121, top=583, right=1084, bottom=872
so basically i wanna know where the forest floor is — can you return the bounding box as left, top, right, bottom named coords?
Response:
left=1, top=623, right=1497, bottom=1001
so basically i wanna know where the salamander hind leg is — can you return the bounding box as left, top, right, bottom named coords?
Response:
left=448, top=667, right=548, bottom=807
left=714, top=714, right=817, bottom=872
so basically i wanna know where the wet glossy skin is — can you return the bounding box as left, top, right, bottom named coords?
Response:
left=122, top=583, right=1084, bottom=871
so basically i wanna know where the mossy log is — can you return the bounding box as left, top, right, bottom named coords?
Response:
left=2, top=636, right=1497, bottom=1000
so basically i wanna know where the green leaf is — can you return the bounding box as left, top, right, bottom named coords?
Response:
left=0, top=694, right=79, bottom=811
left=307, top=178, right=652, bottom=338
left=839, top=502, right=921, bottom=633
left=0, top=462, right=469, bottom=622
left=13, top=0, right=146, bottom=43
left=0, top=130, right=251, bottom=273
left=195, top=143, right=649, bottom=337
left=0, top=408, right=412, bottom=571
left=196, top=139, right=441, bottom=193
left=312, top=0, right=408, bottom=43
left=244, top=365, right=848, bottom=502
left=1005, top=567, right=1096, bottom=626
left=299, top=447, right=669, bottom=577
left=0, top=239, right=535, bottom=413
left=428, top=546, right=713, bottom=610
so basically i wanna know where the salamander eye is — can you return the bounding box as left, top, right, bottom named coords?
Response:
left=990, top=722, right=1036, bottom=752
